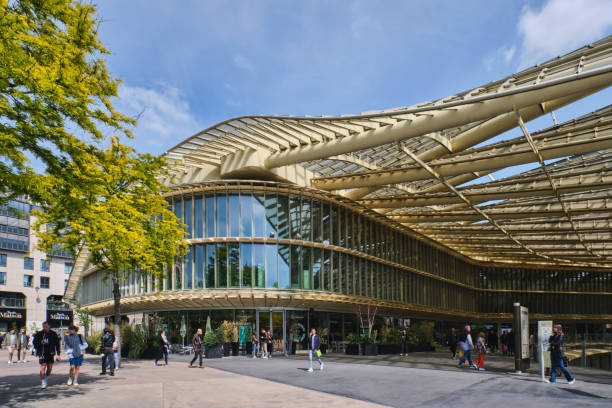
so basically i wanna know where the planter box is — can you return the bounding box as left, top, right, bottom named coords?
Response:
left=205, top=345, right=223, bottom=359
left=320, top=344, right=327, bottom=354
left=362, top=343, right=378, bottom=356
left=223, top=342, right=231, bottom=357
left=378, top=344, right=401, bottom=354
left=345, top=343, right=360, bottom=355
left=231, top=342, right=239, bottom=356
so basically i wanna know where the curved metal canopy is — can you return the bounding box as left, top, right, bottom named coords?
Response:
left=165, top=36, right=612, bottom=269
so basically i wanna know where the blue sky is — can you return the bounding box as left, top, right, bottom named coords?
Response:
left=96, top=0, right=612, bottom=181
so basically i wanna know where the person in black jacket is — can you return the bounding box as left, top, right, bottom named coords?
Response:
left=189, top=329, right=204, bottom=369
left=100, top=327, right=115, bottom=376
left=400, top=329, right=408, bottom=356
left=307, top=328, right=324, bottom=372
left=33, top=322, right=61, bottom=389
left=547, top=324, right=575, bottom=384
left=447, top=328, right=458, bottom=359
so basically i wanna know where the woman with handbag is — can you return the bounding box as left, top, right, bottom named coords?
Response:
left=155, top=329, right=169, bottom=366
left=547, top=324, right=575, bottom=384
left=307, top=328, right=324, bottom=372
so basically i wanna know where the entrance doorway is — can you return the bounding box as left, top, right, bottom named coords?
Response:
left=257, top=310, right=286, bottom=355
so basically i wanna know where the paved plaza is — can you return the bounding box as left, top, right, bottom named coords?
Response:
left=0, top=352, right=611, bottom=407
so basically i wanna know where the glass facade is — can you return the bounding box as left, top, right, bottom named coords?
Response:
left=78, top=183, right=612, bottom=318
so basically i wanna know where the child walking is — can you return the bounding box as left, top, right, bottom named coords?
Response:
left=474, top=331, right=487, bottom=371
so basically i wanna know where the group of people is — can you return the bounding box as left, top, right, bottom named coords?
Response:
left=251, top=328, right=274, bottom=359
left=446, top=324, right=575, bottom=384
left=1, top=328, right=30, bottom=363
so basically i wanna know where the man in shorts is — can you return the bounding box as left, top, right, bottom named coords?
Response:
left=64, top=325, right=87, bottom=385
left=33, top=322, right=61, bottom=388
left=2, top=328, right=17, bottom=364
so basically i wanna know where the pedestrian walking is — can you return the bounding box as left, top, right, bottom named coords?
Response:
left=400, top=329, right=408, bottom=356
left=447, top=327, right=458, bottom=359
left=189, top=329, right=204, bottom=368
left=546, top=324, right=575, bottom=384
left=474, top=331, right=487, bottom=371
left=457, top=325, right=476, bottom=369
left=155, top=329, right=169, bottom=366
left=259, top=329, right=268, bottom=359
left=17, top=328, right=29, bottom=363
left=266, top=330, right=273, bottom=357
left=252, top=331, right=259, bottom=359
left=32, top=322, right=61, bottom=389
left=100, top=327, right=115, bottom=376
left=2, top=328, right=17, bottom=364
left=307, top=328, right=324, bottom=372
left=113, top=340, right=119, bottom=371
left=64, top=325, right=87, bottom=385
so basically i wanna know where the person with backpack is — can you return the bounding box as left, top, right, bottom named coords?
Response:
left=457, top=325, right=476, bottom=369
left=100, top=327, right=115, bottom=376
left=64, top=325, right=88, bottom=385
left=33, top=322, right=61, bottom=388
left=474, top=331, right=487, bottom=371
left=546, top=324, right=575, bottom=384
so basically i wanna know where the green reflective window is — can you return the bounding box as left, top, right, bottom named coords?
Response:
left=253, top=194, right=265, bottom=237
left=184, top=247, right=193, bottom=289
left=313, top=248, right=322, bottom=290
left=277, top=195, right=289, bottom=239
left=205, top=244, right=215, bottom=288
left=184, top=196, right=192, bottom=239
left=265, top=193, right=277, bottom=238
left=194, top=196, right=203, bottom=239
left=194, top=244, right=203, bottom=289
left=265, top=244, right=278, bottom=288
left=240, top=194, right=253, bottom=237
left=323, top=249, right=331, bottom=291
left=289, top=196, right=301, bottom=239
left=241, top=243, right=252, bottom=288
left=205, top=195, right=215, bottom=238
left=278, top=244, right=290, bottom=289
left=302, top=246, right=312, bottom=290
left=301, top=199, right=311, bottom=241
left=216, top=243, right=227, bottom=288
left=312, top=201, right=321, bottom=243
left=290, top=245, right=300, bottom=289
left=253, top=243, right=265, bottom=288
left=229, top=242, right=240, bottom=287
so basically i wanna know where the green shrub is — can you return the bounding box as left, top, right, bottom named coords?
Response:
left=381, top=327, right=401, bottom=345
left=203, top=327, right=224, bottom=347
left=127, top=325, right=149, bottom=359
left=86, top=331, right=102, bottom=354
left=346, top=333, right=360, bottom=344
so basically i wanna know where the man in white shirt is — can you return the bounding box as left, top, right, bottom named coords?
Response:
left=2, top=328, right=17, bottom=364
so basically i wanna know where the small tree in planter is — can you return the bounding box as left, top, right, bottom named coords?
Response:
left=203, top=328, right=224, bottom=359
left=345, top=333, right=360, bottom=355
left=220, top=321, right=235, bottom=356
left=357, top=305, right=378, bottom=355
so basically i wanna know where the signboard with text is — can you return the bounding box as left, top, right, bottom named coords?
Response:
left=520, top=306, right=529, bottom=359
left=538, top=320, right=553, bottom=368
left=46, top=310, right=73, bottom=327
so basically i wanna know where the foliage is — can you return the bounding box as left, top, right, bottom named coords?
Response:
left=203, top=327, right=224, bottom=347
left=74, top=303, right=92, bottom=336
left=0, top=0, right=134, bottom=203
left=356, top=305, right=377, bottom=339
left=346, top=333, right=360, bottom=344
left=360, top=329, right=379, bottom=345
left=127, top=325, right=149, bottom=359
left=86, top=330, right=102, bottom=354
left=408, top=321, right=435, bottom=346
left=120, top=322, right=134, bottom=350
left=33, top=138, right=188, bottom=366
left=220, top=320, right=236, bottom=342
left=317, top=327, right=328, bottom=345
left=381, top=327, right=402, bottom=345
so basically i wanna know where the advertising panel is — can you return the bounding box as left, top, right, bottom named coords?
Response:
left=538, top=320, right=553, bottom=369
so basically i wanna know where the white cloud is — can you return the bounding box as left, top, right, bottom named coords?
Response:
left=233, top=54, right=254, bottom=71
left=517, top=0, right=612, bottom=67
left=114, top=83, right=202, bottom=154
left=482, top=45, right=517, bottom=71
left=502, top=45, right=516, bottom=63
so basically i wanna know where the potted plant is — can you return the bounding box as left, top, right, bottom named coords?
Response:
left=360, top=330, right=379, bottom=356
left=345, top=333, right=360, bottom=355
left=379, top=326, right=401, bottom=354
left=220, top=320, right=234, bottom=357
left=231, top=324, right=239, bottom=356
left=319, top=328, right=328, bottom=354
left=203, top=328, right=224, bottom=359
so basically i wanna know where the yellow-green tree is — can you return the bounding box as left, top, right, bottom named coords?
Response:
left=35, top=139, right=187, bottom=365
left=0, top=0, right=133, bottom=202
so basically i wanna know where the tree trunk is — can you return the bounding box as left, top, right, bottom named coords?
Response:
left=112, top=273, right=121, bottom=368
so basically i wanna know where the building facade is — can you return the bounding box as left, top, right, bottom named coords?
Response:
left=67, top=37, right=612, bottom=350
left=0, top=199, right=74, bottom=333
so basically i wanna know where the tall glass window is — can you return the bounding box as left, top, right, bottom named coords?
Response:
left=174, top=198, right=183, bottom=226
left=289, top=196, right=301, bottom=239
left=194, top=244, right=204, bottom=289
left=278, top=244, right=290, bottom=289
left=216, top=194, right=227, bottom=237
left=184, top=247, right=193, bottom=289
left=264, top=193, right=277, bottom=238
left=253, top=244, right=265, bottom=288
left=184, top=196, right=193, bottom=238
left=323, top=249, right=331, bottom=291
left=301, top=199, right=311, bottom=241
left=253, top=194, right=266, bottom=237
left=241, top=243, right=253, bottom=288
left=240, top=194, right=253, bottom=237
left=265, top=244, right=278, bottom=288
left=277, top=195, right=289, bottom=239
left=174, top=258, right=182, bottom=290
left=205, top=244, right=215, bottom=288
left=290, top=245, right=300, bottom=289
left=313, top=248, right=322, bottom=290
left=331, top=206, right=338, bottom=246
left=229, top=243, right=240, bottom=287
left=322, top=204, right=330, bottom=244
left=302, top=246, right=312, bottom=290
left=205, top=195, right=215, bottom=238
left=312, top=201, right=321, bottom=242
left=24, top=257, right=33, bottom=270
left=216, top=243, right=227, bottom=288
left=228, top=194, right=240, bottom=237
left=332, top=252, right=339, bottom=292
left=194, top=195, right=203, bottom=239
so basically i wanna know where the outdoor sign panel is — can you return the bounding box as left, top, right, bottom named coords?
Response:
left=46, top=310, right=73, bottom=327
left=520, top=306, right=529, bottom=359
left=538, top=320, right=552, bottom=368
